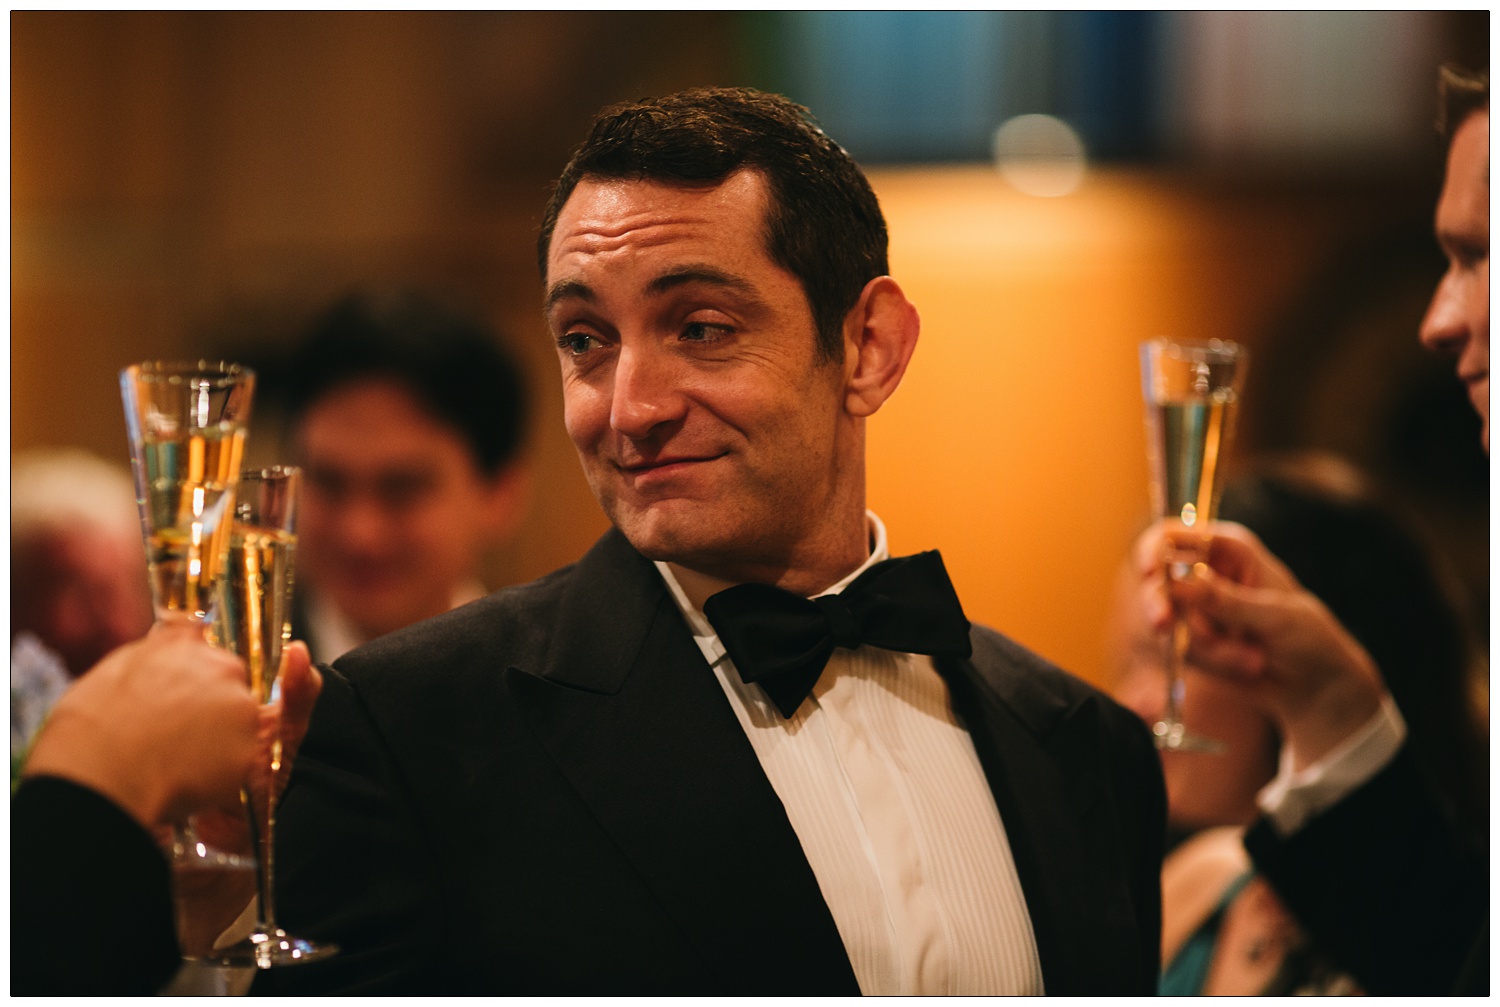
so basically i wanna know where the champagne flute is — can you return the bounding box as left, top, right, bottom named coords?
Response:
left=209, top=466, right=337, bottom=969
left=1138, top=338, right=1247, bottom=752
left=120, top=360, right=256, bottom=868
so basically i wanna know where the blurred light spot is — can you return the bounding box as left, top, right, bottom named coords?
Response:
left=992, top=114, right=1088, bottom=196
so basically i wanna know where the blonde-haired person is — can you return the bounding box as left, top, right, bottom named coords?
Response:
left=12, top=447, right=153, bottom=760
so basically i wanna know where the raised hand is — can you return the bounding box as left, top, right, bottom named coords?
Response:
left=23, top=621, right=261, bottom=829
left=1133, top=520, right=1386, bottom=770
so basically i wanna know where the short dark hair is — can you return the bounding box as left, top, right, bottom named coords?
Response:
left=283, top=290, right=529, bottom=476
left=537, top=87, right=889, bottom=362
left=1438, top=65, right=1488, bottom=141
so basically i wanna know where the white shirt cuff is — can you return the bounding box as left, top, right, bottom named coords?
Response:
left=1256, top=694, right=1407, bottom=837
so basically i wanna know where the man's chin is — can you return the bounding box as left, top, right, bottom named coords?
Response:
left=608, top=502, right=725, bottom=567
left=613, top=518, right=695, bottom=565
left=326, top=584, right=428, bottom=638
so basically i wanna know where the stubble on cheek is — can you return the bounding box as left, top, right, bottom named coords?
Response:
left=574, top=443, right=618, bottom=524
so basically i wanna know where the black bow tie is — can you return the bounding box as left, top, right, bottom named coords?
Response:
left=702, top=551, right=972, bottom=719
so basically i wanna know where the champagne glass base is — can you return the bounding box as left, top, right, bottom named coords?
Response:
left=204, top=929, right=339, bottom=970
left=1152, top=719, right=1227, bottom=754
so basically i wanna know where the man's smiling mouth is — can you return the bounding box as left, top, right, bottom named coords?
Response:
left=620, top=453, right=727, bottom=476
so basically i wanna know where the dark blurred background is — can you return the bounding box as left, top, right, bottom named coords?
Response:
left=10, top=11, right=1488, bottom=685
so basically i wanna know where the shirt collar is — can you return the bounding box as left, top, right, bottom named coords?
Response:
left=655, top=511, right=890, bottom=668
left=308, top=578, right=489, bottom=662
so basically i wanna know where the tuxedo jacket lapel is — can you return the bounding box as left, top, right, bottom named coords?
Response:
left=505, top=531, right=858, bottom=994
left=941, top=629, right=1155, bottom=994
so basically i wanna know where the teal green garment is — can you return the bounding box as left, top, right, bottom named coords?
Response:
left=1159, top=870, right=1256, bottom=995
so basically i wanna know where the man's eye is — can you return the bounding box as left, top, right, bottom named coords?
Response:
left=558, top=332, right=598, bottom=355
left=682, top=321, right=729, bottom=342
left=304, top=470, right=348, bottom=500
left=377, top=477, right=433, bottom=512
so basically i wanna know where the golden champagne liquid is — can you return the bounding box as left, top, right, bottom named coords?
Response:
left=140, top=426, right=247, bottom=619
left=221, top=528, right=296, bottom=703
left=1149, top=394, right=1237, bottom=527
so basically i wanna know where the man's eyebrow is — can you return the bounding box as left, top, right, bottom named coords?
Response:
left=544, top=279, right=595, bottom=311
left=646, top=265, right=759, bottom=299
left=546, top=266, right=769, bottom=312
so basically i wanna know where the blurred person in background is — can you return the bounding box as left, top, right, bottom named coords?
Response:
left=12, top=622, right=319, bottom=994
left=1111, top=454, right=1486, bottom=994
left=11, top=448, right=154, bottom=764
left=278, top=290, right=532, bottom=662
left=1126, top=66, right=1488, bottom=995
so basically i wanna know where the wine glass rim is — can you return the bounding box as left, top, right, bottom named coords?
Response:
left=239, top=464, right=302, bottom=483
left=1143, top=337, right=1243, bottom=360
left=122, top=360, right=254, bottom=384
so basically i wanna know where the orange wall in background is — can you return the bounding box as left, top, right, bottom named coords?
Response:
left=865, top=166, right=1349, bottom=687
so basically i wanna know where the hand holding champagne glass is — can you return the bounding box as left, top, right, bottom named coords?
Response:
left=120, top=361, right=255, bottom=868
left=1138, top=338, right=1247, bottom=752
left=210, top=466, right=337, bottom=968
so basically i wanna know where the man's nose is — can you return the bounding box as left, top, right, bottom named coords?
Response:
left=609, top=343, right=686, bottom=439
left=332, top=495, right=389, bottom=553
left=1419, top=271, right=1468, bottom=355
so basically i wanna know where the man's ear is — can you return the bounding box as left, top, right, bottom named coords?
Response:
left=841, top=276, right=920, bottom=418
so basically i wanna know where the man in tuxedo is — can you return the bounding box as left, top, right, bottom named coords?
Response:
left=257, top=87, right=1164, bottom=995
left=1130, top=67, right=1488, bottom=994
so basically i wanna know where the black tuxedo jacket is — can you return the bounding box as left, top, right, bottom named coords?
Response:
left=260, top=530, right=1164, bottom=995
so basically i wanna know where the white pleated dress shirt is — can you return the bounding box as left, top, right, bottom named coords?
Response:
left=656, top=513, right=1044, bottom=995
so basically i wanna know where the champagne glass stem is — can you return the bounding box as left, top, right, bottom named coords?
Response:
left=1152, top=559, right=1226, bottom=753
left=240, top=738, right=283, bottom=971
left=214, top=737, right=336, bottom=969
left=240, top=783, right=269, bottom=930
left=1154, top=616, right=1191, bottom=749
left=253, top=738, right=282, bottom=933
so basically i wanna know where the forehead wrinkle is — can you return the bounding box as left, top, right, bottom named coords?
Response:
left=546, top=212, right=718, bottom=303
left=560, top=209, right=713, bottom=253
